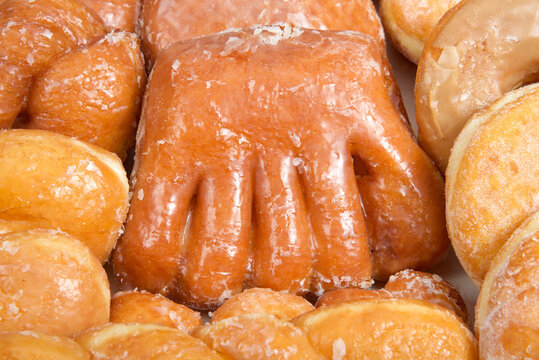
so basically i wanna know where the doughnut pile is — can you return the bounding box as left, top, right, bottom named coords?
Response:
left=1, top=0, right=539, bottom=357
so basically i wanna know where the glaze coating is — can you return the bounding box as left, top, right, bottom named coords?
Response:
left=80, top=0, right=140, bottom=32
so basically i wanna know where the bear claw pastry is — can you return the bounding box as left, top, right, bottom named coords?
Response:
left=114, top=26, right=448, bottom=309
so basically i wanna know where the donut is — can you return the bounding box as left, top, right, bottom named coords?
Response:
left=139, top=0, right=407, bottom=121
left=75, top=323, right=225, bottom=360
left=415, top=0, right=539, bottom=170
left=0, top=129, right=129, bottom=263
left=192, top=314, right=325, bottom=360
left=446, top=83, right=539, bottom=284
left=79, top=0, right=140, bottom=32
left=210, top=288, right=314, bottom=323
left=0, top=331, right=90, bottom=360
left=293, top=299, right=477, bottom=359
left=380, top=0, right=461, bottom=63
left=110, top=290, right=202, bottom=332
left=475, top=211, right=539, bottom=359
left=113, top=26, right=448, bottom=309
left=0, top=230, right=109, bottom=337
left=317, top=269, right=468, bottom=322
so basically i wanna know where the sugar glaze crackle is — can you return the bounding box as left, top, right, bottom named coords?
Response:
left=113, top=26, right=448, bottom=309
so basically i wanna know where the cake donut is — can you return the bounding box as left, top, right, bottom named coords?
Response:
left=380, top=0, right=461, bottom=63
left=446, top=83, right=539, bottom=284
left=0, top=230, right=109, bottom=337
left=475, top=212, right=539, bottom=359
left=79, top=0, right=140, bottom=32
left=0, top=331, right=90, bottom=360
left=111, top=290, right=202, bottom=332
left=0, top=129, right=129, bottom=263
left=113, top=26, right=448, bottom=309
left=415, top=0, right=539, bottom=170
left=139, top=0, right=407, bottom=121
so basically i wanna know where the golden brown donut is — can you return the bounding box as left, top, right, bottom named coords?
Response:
left=0, top=129, right=129, bottom=263
left=316, top=269, right=468, bottom=322
left=0, top=230, right=109, bottom=337
left=293, top=299, right=477, bottom=359
left=113, top=26, right=448, bottom=309
left=79, top=0, right=140, bottom=32
left=446, top=83, right=539, bottom=284
left=0, top=0, right=105, bottom=128
left=380, top=0, right=461, bottom=64
left=192, top=314, right=325, bottom=360
left=19, top=31, right=146, bottom=160
left=139, top=0, right=407, bottom=120
left=415, top=0, right=539, bottom=170
left=76, top=323, right=225, bottom=360
left=0, top=331, right=90, bottom=359
left=475, top=212, right=539, bottom=359
left=210, top=288, right=314, bottom=323
left=111, top=290, right=202, bottom=332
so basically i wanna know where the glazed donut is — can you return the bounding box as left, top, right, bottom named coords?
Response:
left=446, top=83, right=539, bottom=284
left=79, top=0, right=140, bottom=32
left=0, top=230, right=109, bottom=337
left=380, top=0, right=461, bottom=63
left=21, top=31, right=146, bottom=160
left=75, top=323, right=225, bottom=360
left=415, top=0, right=539, bottom=170
left=111, top=290, right=202, bottom=332
left=139, top=0, right=407, bottom=120
left=0, top=0, right=105, bottom=128
left=113, top=26, right=448, bottom=309
left=475, top=212, right=539, bottom=359
left=210, top=288, right=314, bottom=323
left=317, top=269, right=468, bottom=322
left=192, top=314, right=325, bottom=360
left=293, top=299, right=477, bottom=359
left=0, top=331, right=90, bottom=360
left=0, top=129, right=129, bottom=263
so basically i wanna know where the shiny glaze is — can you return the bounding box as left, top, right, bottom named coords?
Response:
left=0, top=331, right=90, bottom=360
left=139, top=0, right=407, bottom=120
left=21, top=31, right=146, bottom=160
left=0, top=0, right=105, bottom=128
left=114, top=26, right=448, bottom=309
left=0, top=230, right=110, bottom=337
left=0, top=129, right=129, bottom=263
left=80, top=0, right=140, bottom=32
left=415, top=0, right=539, bottom=170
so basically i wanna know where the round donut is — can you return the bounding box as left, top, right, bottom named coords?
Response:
left=293, top=298, right=477, bottom=359
left=0, top=230, right=110, bottom=337
left=415, top=0, right=539, bottom=170
left=475, top=211, right=539, bottom=359
left=113, top=26, right=447, bottom=309
left=446, top=83, right=539, bottom=284
left=75, top=323, right=225, bottom=360
left=0, top=129, right=129, bottom=263
left=79, top=0, right=140, bottom=32
left=0, top=331, right=90, bottom=360
left=110, top=290, right=202, bottom=332
left=380, top=0, right=461, bottom=64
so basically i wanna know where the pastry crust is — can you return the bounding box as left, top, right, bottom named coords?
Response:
left=0, top=331, right=90, bottom=360
left=80, top=0, right=140, bottom=32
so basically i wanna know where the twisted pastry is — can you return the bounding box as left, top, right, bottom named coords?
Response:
left=80, top=0, right=140, bottom=32
left=0, top=331, right=90, bottom=360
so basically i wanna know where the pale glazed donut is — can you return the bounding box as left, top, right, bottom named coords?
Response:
left=293, top=299, right=477, bottom=359
left=111, top=290, right=202, bottom=332
left=75, top=323, right=225, bottom=360
left=475, top=212, right=539, bottom=359
left=192, top=314, right=325, bottom=360
left=210, top=288, right=314, bottom=323
left=415, top=0, right=539, bottom=170
left=79, top=0, right=140, bottom=32
left=0, top=331, right=90, bottom=360
left=113, top=26, right=448, bottom=309
left=139, top=0, right=407, bottom=121
left=0, top=129, right=129, bottom=263
left=0, top=230, right=109, bottom=337
left=446, top=83, right=539, bottom=284
left=380, top=0, right=461, bottom=63
left=317, top=269, right=468, bottom=322
left=21, top=31, right=146, bottom=160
